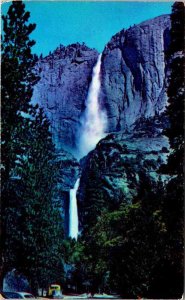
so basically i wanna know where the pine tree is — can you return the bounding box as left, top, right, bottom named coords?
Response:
left=1, top=0, right=39, bottom=182
left=1, top=0, right=39, bottom=284
left=15, top=109, right=64, bottom=292
left=160, top=2, right=184, bottom=297
left=165, top=2, right=184, bottom=176
left=1, top=2, right=64, bottom=291
left=80, top=179, right=167, bottom=298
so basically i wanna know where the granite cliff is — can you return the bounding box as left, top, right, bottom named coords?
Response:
left=32, top=43, right=98, bottom=153
left=100, top=15, right=171, bottom=132
left=32, top=15, right=171, bottom=154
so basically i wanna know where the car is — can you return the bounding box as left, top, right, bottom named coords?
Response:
left=0, top=292, right=9, bottom=299
left=2, top=292, right=36, bottom=299
left=1, top=292, right=22, bottom=299
left=14, top=293, right=35, bottom=299
left=48, top=284, right=63, bottom=299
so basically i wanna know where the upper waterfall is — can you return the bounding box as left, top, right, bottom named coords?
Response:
left=77, top=54, right=107, bottom=159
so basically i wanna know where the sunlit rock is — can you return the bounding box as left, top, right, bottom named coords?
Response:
left=100, top=15, right=171, bottom=132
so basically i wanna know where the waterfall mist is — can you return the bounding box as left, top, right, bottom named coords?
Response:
left=77, top=54, right=107, bottom=159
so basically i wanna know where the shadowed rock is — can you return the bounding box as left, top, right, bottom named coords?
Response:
left=78, top=132, right=170, bottom=229
left=32, top=43, right=99, bottom=154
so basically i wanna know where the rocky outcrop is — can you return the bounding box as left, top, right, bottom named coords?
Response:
left=54, top=150, right=80, bottom=234
left=100, top=15, right=171, bottom=132
left=78, top=132, right=169, bottom=228
left=32, top=43, right=99, bottom=154
left=55, top=150, right=80, bottom=191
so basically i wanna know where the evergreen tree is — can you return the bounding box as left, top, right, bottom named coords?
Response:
left=2, top=108, right=65, bottom=292
left=79, top=179, right=167, bottom=298
left=161, top=2, right=184, bottom=296
left=15, top=109, right=64, bottom=292
left=1, top=1, right=65, bottom=291
left=1, top=0, right=39, bottom=182
left=1, top=0, right=39, bottom=284
left=165, top=2, right=184, bottom=176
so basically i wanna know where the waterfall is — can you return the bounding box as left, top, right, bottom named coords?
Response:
left=77, top=53, right=107, bottom=159
left=69, top=54, right=107, bottom=239
left=69, top=178, right=80, bottom=239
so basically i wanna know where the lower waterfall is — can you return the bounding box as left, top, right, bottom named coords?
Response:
left=69, top=54, right=107, bottom=239
left=69, top=178, right=80, bottom=240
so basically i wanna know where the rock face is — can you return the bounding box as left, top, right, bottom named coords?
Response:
left=55, top=150, right=80, bottom=191
left=32, top=15, right=171, bottom=153
left=100, top=15, right=171, bottom=132
left=54, top=150, right=80, bottom=234
left=78, top=132, right=169, bottom=229
left=32, top=43, right=99, bottom=154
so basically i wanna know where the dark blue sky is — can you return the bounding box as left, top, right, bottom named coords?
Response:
left=2, top=1, right=173, bottom=56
